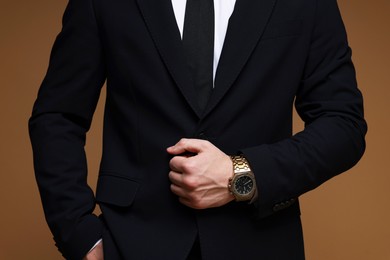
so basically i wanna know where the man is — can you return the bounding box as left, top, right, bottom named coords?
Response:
left=29, top=0, right=367, bottom=259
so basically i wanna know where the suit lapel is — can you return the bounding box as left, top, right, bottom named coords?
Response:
left=136, top=0, right=203, bottom=118
left=136, top=0, right=277, bottom=119
left=204, top=0, right=277, bottom=117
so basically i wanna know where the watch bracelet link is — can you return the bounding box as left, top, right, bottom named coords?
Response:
left=231, top=155, right=251, bottom=173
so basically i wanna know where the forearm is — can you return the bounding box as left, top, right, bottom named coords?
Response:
left=29, top=113, right=103, bottom=259
left=242, top=113, right=366, bottom=219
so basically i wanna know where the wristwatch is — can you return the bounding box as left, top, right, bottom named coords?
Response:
left=228, top=155, right=256, bottom=202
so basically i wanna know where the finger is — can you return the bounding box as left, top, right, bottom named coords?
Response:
left=168, top=171, right=183, bottom=186
left=167, top=138, right=208, bottom=155
left=178, top=197, right=193, bottom=208
left=166, top=138, right=188, bottom=155
left=169, top=156, right=187, bottom=172
left=178, top=197, right=204, bottom=210
left=170, top=183, right=189, bottom=199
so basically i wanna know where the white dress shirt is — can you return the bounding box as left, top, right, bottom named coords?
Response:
left=88, top=0, right=237, bottom=254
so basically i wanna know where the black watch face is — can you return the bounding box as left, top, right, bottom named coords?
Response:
left=234, top=175, right=254, bottom=195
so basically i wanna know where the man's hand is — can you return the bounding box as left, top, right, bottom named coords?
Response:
left=83, top=240, right=103, bottom=260
left=167, top=138, right=235, bottom=209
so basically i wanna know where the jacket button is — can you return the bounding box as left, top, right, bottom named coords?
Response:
left=273, top=199, right=296, bottom=212
left=197, top=132, right=207, bottom=140
left=273, top=204, right=281, bottom=212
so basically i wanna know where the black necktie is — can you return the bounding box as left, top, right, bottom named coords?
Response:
left=183, top=0, right=214, bottom=110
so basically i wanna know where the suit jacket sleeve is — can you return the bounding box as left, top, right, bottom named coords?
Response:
left=241, top=0, right=367, bottom=219
left=28, top=0, right=105, bottom=258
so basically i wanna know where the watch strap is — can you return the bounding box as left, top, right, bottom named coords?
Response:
left=231, top=155, right=251, bottom=174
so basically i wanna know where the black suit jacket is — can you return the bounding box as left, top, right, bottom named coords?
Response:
left=29, top=0, right=367, bottom=259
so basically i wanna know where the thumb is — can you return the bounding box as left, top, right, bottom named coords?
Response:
left=167, top=138, right=205, bottom=155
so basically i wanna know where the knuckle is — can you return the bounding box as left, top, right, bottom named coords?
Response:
left=169, top=158, right=177, bottom=170
left=168, top=171, right=178, bottom=183
left=182, top=160, right=196, bottom=173
left=183, top=176, right=198, bottom=190
left=179, top=138, right=188, bottom=146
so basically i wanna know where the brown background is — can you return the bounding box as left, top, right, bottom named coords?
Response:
left=0, top=0, right=389, bottom=259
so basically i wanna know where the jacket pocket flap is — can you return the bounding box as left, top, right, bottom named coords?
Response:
left=96, top=174, right=139, bottom=207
